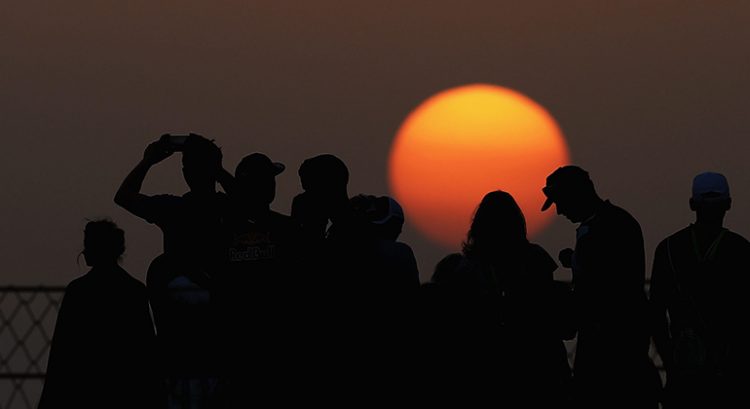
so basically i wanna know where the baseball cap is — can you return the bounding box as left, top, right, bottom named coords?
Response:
left=235, top=153, right=285, bottom=179
left=541, top=165, right=592, bottom=211
left=692, top=172, right=730, bottom=202
left=372, top=196, right=405, bottom=225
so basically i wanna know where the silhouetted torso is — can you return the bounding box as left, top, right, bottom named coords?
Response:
left=214, top=210, right=300, bottom=366
left=570, top=200, right=658, bottom=408
left=143, top=192, right=225, bottom=368
left=420, top=243, right=572, bottom=405
left=651, top=224, right=750, bottom=408
left=139, top=192, right=227, bottom=266
left=39, top=265, right=160, bottom=409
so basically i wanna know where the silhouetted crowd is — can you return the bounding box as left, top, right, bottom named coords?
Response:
left=39, top=134, right=750, bottom=409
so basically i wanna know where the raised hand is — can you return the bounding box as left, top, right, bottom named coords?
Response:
left=142, top=138, right=174, bottom=165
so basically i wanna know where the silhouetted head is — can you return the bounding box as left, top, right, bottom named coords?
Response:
left=463, top=190, right=527, bottom=258
left=351, top=194, right=405, bottom=240
left=181, top=135, right=221, bottom=193
left=541, top=165, right=599, bottom=223
left=82, top=219, right=125, bottom=267
left=298, top=154, right=350, bottom=214
left=430, top=252, right=465, bottom=285
left=689, top=171, right=731, bottom=222
left=298, top=154, right=348, bottom=191
left=234, top=153, right=285, bottom=207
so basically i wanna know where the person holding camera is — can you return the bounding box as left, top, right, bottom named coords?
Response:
left=114, top=134, right=231, bottom=409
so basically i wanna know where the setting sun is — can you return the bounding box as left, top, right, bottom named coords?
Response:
left=388, top=84, right=570, bottom=249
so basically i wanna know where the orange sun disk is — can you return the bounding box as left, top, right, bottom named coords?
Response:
left=388, top=84, right=570, bottom=250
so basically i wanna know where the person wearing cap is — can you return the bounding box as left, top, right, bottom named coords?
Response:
left=649, top=172, right=750, bottom=408
left=350, top=194, right=420, bottom=291
left=541, top=165, right=659, bottom=409
left=212, top=152, right=302, bottom=405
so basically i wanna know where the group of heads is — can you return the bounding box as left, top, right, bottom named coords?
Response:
left=540, top=165, right=731, bottom=220
left=465, top=166, right=732, bottom=256
left=170, top=134, right=408, bottom=233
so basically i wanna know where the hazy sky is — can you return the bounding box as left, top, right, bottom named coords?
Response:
left=3, top=1, right=750, bottom=285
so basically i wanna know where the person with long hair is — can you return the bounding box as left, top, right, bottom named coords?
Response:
left=426, top=190, right=572, bottom=405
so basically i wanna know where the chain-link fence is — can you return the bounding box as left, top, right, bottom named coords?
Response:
left=1, top=284, right=665, bottom=409
left=0, top=287, right=64, bottom=409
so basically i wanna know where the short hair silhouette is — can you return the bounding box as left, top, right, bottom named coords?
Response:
left=298, top=154, right=349, bottom=192
left=430, top=252, right=465, bottom=285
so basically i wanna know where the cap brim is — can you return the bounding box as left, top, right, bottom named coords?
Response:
left=273, top=162, right=285, bottom=175
left=541, top=197, right=554, bottom=211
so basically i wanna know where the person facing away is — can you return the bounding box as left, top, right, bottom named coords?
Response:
left=650, top=172, right=750, bottom=408
left=541, top=165, right=660, bottom=409
left=38, top=220, right=160, bottom=409
left=114, top=134, right=231, bottom=408
left=212, top=152, right=301, bottom=406
left=421, top=191, right=572, bottom=404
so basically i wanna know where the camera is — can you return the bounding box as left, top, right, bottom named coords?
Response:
left=160, top=134, right=190, bottom=152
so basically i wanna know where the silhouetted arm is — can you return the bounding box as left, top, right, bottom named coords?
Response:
left=650, top=241, right=674, bottom=372
left=217, top=166, right=236, bottom=195
left=114, top=141, right=173, bottom=218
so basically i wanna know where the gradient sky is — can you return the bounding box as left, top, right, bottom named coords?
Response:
left=3, top=1, right=750, bottom=285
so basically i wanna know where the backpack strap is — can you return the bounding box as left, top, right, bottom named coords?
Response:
left=667, top=234, right=708, bottom=333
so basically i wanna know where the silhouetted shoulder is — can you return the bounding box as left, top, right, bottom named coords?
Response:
left=723, top=229, right=750, bottom=247
left=525, top=243, right=558, bottom=280
left=392, top=241, right=416, bottom=256
left=430, top=252, right=466, bottom=285
left=62, top=276, right=86, bottom=299
left=654, top=226, right=689, bottom=249
left=602, top=200, right=642, bottom=229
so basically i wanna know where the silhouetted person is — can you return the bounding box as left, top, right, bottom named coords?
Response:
left=290, top=154, right=386, bottom=401
left=541, top=166, right=660, bottom=408
left=114, top=134, right=229, bottom=408
left=291, top=154, right=369, bottom=292
left=39, top=220, right=160, bottom=409
left=422, top=191, right=572, bottom=404
left=291, top=154, right=352, bottom=242
left=650, top=172, right=750, bottom=408
left=349, top=194, right=421, bottom=399
left=212, top=153, right=300, bottom=407
left=350, top=194, right=420, bottom=292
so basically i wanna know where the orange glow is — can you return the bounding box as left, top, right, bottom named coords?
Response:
left=388, top=84, right=570, bottom=249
